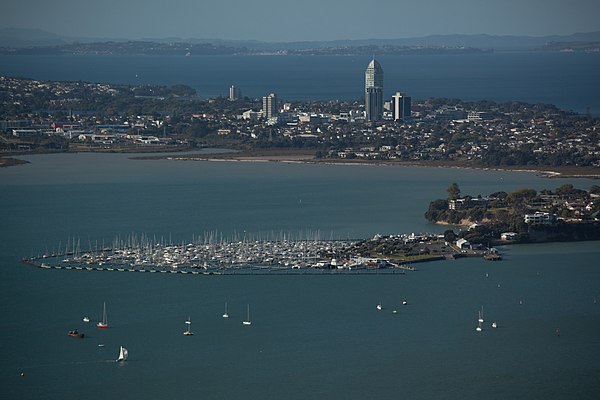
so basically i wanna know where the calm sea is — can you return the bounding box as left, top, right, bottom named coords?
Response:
left=1, top=153, right=599, bottom=399
left=1, top=52, right=599, bottom=115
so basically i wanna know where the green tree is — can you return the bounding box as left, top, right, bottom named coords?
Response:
left=447, top=183, right=461, bottom=200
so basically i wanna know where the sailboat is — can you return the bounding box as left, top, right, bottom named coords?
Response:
left=97, top=302, right=108, bottom=329
left=183, top=317, right=194, bottom=336
left=476, top=310, right=483, bottom=332
left=222, top=302, right=229, bottom=318
left=242, top=304, right=252, bottom=326
left=116, top=346, right=128, bottom=362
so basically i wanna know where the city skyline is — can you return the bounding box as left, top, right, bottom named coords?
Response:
left=2, top=0, right=600, bottom=42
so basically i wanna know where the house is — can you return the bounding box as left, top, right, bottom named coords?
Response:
left=500, top=232, right=518, bottom=241
left=524, top=212, right=556, bottom=224
left=456, top=238, right=471, bottom=249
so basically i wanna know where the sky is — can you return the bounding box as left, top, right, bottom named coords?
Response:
left=3, top=0, right=600, bottom=42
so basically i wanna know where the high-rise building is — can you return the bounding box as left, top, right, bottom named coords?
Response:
left=391, top=92, right=411, bottom=121
left=262, top=93, right=278, bottom=119
left=229, top=85, right=241, bottom=101
left=365, top=58, right=384, bottom=122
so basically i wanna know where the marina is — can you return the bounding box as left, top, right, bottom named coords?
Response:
left=3, top=153, right=599, bottom=400
left=23, top=233, right=424, bottom=275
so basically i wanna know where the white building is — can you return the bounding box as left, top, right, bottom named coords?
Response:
left=524, top=212, right=556, bottom=224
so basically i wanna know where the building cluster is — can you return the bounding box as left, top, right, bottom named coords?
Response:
left=1, top=60, right=599, bottom=167
left=449, top=188, right=599, bottom=224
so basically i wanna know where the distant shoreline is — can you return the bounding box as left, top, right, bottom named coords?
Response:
left=131, top=149, right=600, bottom=179
left=2, top=149, right=598, bottom=178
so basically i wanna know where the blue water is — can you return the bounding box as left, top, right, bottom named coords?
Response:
left=1, top=153, right=599, bottom=399
left=1, top=52, right=599, bottom=114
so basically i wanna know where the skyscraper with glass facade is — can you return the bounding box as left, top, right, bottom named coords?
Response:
left=365, top=58, right=384, bottom=122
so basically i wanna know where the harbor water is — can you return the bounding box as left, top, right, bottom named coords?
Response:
left=1, top=52, right=599, bottom=115
left=1, top=153, right=599, bottom=399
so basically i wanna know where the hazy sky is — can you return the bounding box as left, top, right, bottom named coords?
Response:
left=3, top=0, right=600, bottom=41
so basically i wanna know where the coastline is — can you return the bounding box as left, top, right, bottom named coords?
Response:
left=0, top=157, right=30, bottom=168
left=131, top=148, right=600, bottom=179
left=3, top=148, right=598, bottom=178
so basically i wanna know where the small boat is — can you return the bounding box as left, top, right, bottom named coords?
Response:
left=67, top=329, right=84, bottom=338
left=116, top=346, right=128, bottom=362
left=476, top=310, right=483, bottom=332
left=376, top=302, right=382, bottom=311
left=83, top=316, right=90, bottom=323
left=242, top=304, right=252, bottom=326
left=402, top=300, right=408, bottom=306
left=392, top=310, right=398, bottom=314
left=97, top=302, right=108, bottom=329
left=183, top=317, right=194, bottom=336
left=222, top=302, right=229, bottom=319
left=478, top=307, right=484, bottom=324
left=491, top=322, right=497, bottom=329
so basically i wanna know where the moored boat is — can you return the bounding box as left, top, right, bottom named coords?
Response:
left=183, top=317, right=194, bottom=336
left=243, top=304, right=252, bottom=326
left=97, top=302, right=108, bottom=329
left=222, top=301, right=229, bottom=318
left=67, top=329, right=84, bottom=338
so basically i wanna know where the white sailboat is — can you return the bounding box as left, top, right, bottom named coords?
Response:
left=476, top=310, right=483, bottom=332
left=242, top=304, right=252, bottom=326
left=116, top=346, right=128, bottom=362
left=183, top=317, right=193, bottom=336
left=222, top=302, right=229, bottom=319
left=97, top=302, right=108, bottom=329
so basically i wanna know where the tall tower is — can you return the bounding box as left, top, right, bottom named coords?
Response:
left=391, top=92, right=411, bottom=121
left=229, top=85, right=241, bottom=101
left=365, top=58, right=384, bottom=122
left=262, top=93, right=278, bottom=119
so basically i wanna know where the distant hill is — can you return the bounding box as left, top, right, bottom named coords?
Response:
left=0, top=28, right=66, bottom=47
left=2, top=28, right=600, bottom=51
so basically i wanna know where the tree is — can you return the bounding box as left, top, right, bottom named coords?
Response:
left=443, top=229, right=457, bottom=242
left=424, top=199, right=449, bottom=222
left=447, top=183, right=461, bottom=200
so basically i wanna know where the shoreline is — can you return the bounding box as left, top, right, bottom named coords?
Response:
left=0, top=157, right=30, bottom=168
left=3, top=148, right=598, bottom=178
left=131, top=148, right=600, bottom=179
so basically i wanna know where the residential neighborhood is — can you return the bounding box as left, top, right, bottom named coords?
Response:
left=1, top=76, right=599, bottom=172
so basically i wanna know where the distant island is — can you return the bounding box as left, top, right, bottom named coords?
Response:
left=0, top=40, right=492, bottom=56
left=2, top=28, right=600, bottom=52
left=425, top=183, right=600, bottom=245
